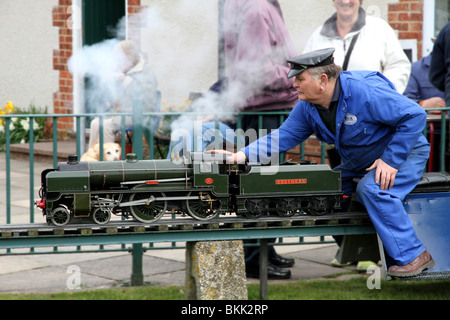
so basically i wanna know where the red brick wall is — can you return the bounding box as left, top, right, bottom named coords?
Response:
left=52, top=0, right=73, bottom=139
left=128, top=0, right=143, bottom=14
left=127, top=0, right=145, bottom=47
left=388, top=0, right=424, bottom=59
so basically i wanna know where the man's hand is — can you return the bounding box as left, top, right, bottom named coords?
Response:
left=366, top=158, right=398, bottom=190
left=420, top=97, right=446, bottom=114
left=207, top=150, right=247, bottom=163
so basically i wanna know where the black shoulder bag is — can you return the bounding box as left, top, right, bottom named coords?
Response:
left=342, top=33, right=359, bottom=71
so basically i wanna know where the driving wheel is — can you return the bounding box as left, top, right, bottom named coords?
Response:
left=129, top=192, right=167, bottom=223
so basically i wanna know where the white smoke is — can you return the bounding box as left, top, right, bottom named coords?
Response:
left=68, top=38, right=122, bottom=113
left=67, top=2, right=285, bottom=165
left=68, top=2, right=220, bottom=113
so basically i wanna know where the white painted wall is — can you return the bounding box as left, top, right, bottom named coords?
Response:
left=0, top=0, right=59, bottom=112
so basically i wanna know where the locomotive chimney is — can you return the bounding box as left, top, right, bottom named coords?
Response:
left=68, top=154, right=79, bottom=164
left=126, top=153, right=138, bottom=163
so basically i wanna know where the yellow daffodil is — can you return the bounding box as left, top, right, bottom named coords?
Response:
left=5, top=101, right=14, bottom=113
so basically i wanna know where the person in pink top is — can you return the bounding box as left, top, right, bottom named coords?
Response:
left=224, top=0, right=298, bottom=279
left=224, top=0, right=298, bottom=117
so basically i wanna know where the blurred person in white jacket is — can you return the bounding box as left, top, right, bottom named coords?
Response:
left=304, top=0, right=410, bottom=93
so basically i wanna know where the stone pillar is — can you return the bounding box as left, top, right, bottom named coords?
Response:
left=185, top=240, right=247, bottom=300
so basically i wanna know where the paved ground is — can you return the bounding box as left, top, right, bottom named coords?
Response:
left=0, top=241, right=362, bottom=294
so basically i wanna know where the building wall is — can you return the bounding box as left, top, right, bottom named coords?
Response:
left=388, top=0, right=424, bottom=58
left=52, top=0, right=74, bottom=135
left=0, top=0, right=59, bottom=111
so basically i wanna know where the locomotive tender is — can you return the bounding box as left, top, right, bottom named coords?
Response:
left=35, top=152, right=343, bottom=226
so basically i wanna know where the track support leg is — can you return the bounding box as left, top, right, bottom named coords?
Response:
left=131, top=243, right=144, bottom=286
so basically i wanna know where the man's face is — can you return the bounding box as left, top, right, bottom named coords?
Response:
left=293, top=70, right=322, bottom=103
left=334, top=0, right=360, bottom=21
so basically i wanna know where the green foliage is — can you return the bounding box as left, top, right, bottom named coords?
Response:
left=0, top=103, right=49, bottom=151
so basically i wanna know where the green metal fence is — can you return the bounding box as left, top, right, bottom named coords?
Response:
left=1, top=107, right=449, bottom=256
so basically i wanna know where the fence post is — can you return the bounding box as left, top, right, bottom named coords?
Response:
left=28, top=117, right=35, bottom=223
left=259, top=239, right=268, bottom=299
left=132, top=87, right=143, bottom=159
left=131, top=243, right=144, bottom=286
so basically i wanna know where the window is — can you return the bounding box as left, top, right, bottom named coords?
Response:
left=423, top=0, right=450, bottom=56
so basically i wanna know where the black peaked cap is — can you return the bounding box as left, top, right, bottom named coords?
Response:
left=287, top=48, right=335, bottom=78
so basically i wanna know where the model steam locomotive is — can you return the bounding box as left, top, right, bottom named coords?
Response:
left=35, top=152, right=343, bottom=226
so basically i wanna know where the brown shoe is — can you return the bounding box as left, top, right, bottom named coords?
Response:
left=387, top=250, right=435, bottom=277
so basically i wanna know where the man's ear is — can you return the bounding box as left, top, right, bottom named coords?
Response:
left=319, top=74, right=329, bottom=90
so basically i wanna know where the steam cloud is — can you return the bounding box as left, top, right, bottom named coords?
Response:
left=68, top=2, right=286, bottom=166
left=68, top=38, right=122, bottom=113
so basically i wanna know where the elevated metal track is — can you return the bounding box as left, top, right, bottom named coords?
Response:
left=0, top=212, right=374, bottom=250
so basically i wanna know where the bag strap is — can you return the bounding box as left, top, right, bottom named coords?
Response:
left=342, top=33, right=359, bottom=71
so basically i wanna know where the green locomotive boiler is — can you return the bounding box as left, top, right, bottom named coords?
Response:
left=35, top=152, right=343, bottom=226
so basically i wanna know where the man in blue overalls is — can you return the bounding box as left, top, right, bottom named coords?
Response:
left=222, top=48, right=435, bottom=277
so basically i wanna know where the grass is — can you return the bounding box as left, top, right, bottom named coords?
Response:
left=0, top=277, right=449, bottom=300
left=248, top=277, right=450, bottom=300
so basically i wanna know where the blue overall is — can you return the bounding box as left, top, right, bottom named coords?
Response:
left=244, top=71, right=430, bottom=266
